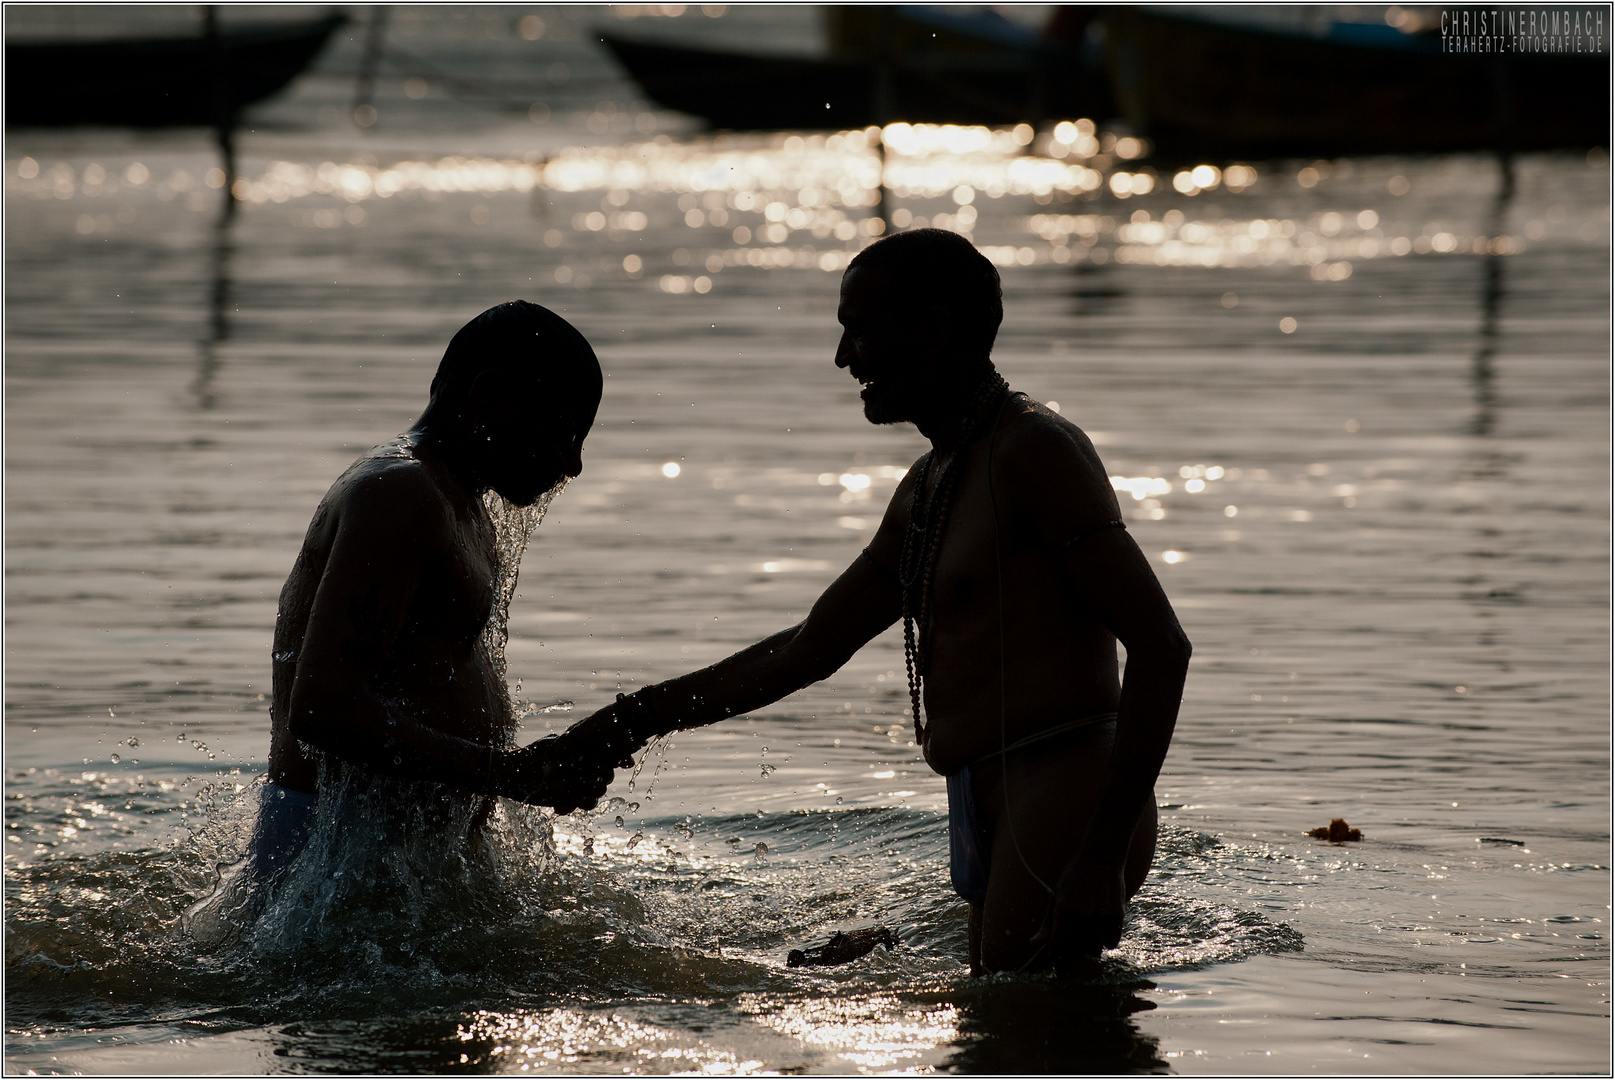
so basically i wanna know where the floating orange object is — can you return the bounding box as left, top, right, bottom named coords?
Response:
left=1308, top=818, right=1363, bottom=842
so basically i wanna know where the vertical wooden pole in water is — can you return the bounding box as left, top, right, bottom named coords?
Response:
left=1470, top=150, right=1515, bottom=438
left=353, top=6, right=391, bottom=128
left=874, top=132, right=889, bottom=233
left=1469, top=51, right=1519, bottom=437
left=203, top=5, right=237, bottom=218
left=199, top=5, right=237, bottom=408
left=872, top=8, right=894, bottom=234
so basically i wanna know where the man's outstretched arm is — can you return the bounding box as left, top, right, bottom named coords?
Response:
left=285, top=469, right=613, bottom=809
left=593, top=557, right=902, bottom=743
left=567, top=498, right=911, bottom=754
left=644, top=554, right=902, bottom=730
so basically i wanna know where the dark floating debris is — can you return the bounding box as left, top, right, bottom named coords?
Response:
left=1307, top=818, right=1363, bottom=842
left=787, top=926, right=898, bottom=968
left=1479, top=837, right=1527, bottom=846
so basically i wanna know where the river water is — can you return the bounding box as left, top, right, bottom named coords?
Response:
left=5, top=6, right=1610, bottom=1074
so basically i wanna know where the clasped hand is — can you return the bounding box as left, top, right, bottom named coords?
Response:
left=494, top=704, right=648, bottom=813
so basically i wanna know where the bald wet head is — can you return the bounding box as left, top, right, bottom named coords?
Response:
left=426, top=300, right=603, bottom=505
left=431, top=300, right=602, bottom=412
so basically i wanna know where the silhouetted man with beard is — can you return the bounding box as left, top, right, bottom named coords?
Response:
left=567, top=230, right=1191, bottom=973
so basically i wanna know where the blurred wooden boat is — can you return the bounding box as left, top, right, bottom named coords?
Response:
left=599, top=6, right=1104, bottom=130
left=6, top=14, right=345, bottom=128
left=1103, top=8, right=1610, bottom=159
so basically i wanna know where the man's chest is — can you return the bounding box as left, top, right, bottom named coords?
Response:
left=918, top=464, right=1015, bottom=619
left=408, top=514, right=499, bottom=647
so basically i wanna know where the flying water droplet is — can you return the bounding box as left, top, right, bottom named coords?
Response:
left=754, top=842, right=768, bottom=856
left=614, top=815, right=624, bottom=828
left=627, top=832, right=643, bottom=849
left=109, top=753, right=120, bottom=764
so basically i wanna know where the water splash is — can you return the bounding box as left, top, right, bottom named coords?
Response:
left=481, top=480, right=565, bottom=701
left=241, top=763, right=556, bottom=971
left=1116, top=828, right=1305, bottom=969
left=8, top=777, right=1308, bottom=1059
left=171, top=479, right=570, bottom=956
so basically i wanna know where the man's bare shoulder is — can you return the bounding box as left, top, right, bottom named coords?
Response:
left=311, top=443, right=462, bottom=551
left=996, top=397, right=1109, bottom=481
left=867, top=448, right=931, bottom=561
left=992, top=395, right=1122, bottom=536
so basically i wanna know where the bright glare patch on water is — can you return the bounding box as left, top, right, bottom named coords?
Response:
left=1112, top=474, right=1173, bottom=500
left=133, top=122, right=1098, bottom=215
left=745, top=994, right=960, bottom=1070
left=758, top=558, right=833, bottom=574
left=12, top=128, right=1531, bottom=290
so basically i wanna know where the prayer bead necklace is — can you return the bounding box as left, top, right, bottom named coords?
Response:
left=899, top=371, right=1010, bottom=746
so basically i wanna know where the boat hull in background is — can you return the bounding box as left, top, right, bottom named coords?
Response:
left=1104, top=9, right=1610, bottom=160
left=7, top=15, right=345, bottom=128
left=600, top=6, right=1104, bottom=132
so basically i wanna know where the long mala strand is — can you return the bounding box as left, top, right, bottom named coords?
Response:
left=900, top=372, right=1008, bottom=745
